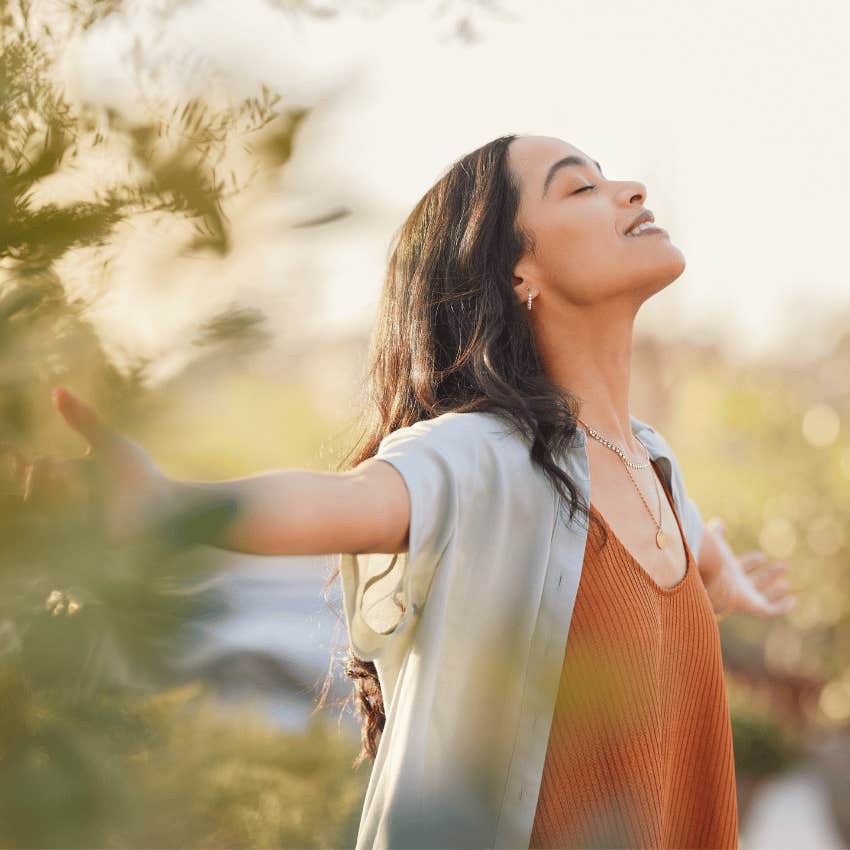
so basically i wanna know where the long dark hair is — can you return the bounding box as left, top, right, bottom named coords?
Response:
left=311, top=133, right=607, bottom=769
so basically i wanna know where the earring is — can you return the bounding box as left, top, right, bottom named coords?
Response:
left=527, top=289, right=533, bottom=311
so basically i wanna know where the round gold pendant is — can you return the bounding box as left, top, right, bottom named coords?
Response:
left=656, top=529, right=666, bottom=549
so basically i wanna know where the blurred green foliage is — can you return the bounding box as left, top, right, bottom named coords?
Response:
left=0, top=0, right=367, bottom=846
left=730, top=706, right=803, bottom=779
left=0, top=673, right=369, bottom=848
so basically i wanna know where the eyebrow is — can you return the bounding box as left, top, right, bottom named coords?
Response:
left=542, top=155, right=605, bottom=198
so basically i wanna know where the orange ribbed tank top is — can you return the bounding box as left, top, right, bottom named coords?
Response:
left=529, top=460, right=738, bottom=850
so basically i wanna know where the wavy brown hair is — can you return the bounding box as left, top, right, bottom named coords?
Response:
left=311, top=133, right=608, bottom=769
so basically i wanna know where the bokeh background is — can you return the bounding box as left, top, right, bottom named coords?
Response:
left=1, top=0, right=848, bottom=847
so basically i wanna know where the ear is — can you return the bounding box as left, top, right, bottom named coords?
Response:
left=512, top=258, right=533, bottom=303
left=513, top=266, right=541, bottom=306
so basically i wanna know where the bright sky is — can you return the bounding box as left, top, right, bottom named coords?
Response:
left=56, top=0, right=850, bottom=378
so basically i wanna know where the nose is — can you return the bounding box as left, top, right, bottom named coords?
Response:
left=614, top=179, right=647, bottom=205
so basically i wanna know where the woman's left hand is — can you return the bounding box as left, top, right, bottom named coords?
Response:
left=703, top=518, right=798, bottom=620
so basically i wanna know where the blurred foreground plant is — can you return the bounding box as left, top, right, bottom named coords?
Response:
left=0, top=0, right=370, bottom=846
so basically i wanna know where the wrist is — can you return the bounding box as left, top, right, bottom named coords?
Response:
left=709, top=567, right=736, bottom=621
left=155, top=477, right=239, bottom=548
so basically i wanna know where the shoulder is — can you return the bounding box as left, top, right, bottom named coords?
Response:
left=378, top=410, right=534, bottom=473
left=381, top=409, right=519, bottom=448
left=631, top=414, right=676, bottom=460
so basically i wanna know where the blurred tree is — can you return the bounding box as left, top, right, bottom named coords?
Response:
left=0, top=1, right=366, bottom=846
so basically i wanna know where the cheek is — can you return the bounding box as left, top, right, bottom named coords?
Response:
left=544, top=216, right=622, bottom=277
left=547, top=205, right=617, bottom=245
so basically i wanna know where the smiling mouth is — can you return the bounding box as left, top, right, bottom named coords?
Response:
left=625, top=223, right=668, bottom=237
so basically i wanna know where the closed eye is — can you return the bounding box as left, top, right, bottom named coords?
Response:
left=573, top=184, right=596, bottom=194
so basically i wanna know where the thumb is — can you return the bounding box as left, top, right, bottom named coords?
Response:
left=707, top=516, right=726, bottom=536
left=52, top=386, right=112, bottom=450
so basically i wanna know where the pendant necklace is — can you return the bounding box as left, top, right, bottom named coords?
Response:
left=577, top=416, right=666, bottom=549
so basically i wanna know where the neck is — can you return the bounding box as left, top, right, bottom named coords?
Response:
left=531, top=295, right=640, bottom=454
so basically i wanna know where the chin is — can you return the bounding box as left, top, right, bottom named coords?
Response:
left=632, top=252, right=686, bottom=298
left=656, top=242, right=686, bottom=284
left=668, top=250, right=686, bottom=280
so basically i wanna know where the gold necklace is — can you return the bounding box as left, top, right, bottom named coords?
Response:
left=577, top=416, right=667, bottom=549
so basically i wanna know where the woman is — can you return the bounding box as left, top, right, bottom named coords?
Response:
left=28, top=134, right=795, bottom=850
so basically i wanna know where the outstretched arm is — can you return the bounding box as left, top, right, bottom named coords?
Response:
left=696, top=517, right=797, bottom=621
left=25, top=387, right=413, bottom=559
left=165, top=457, right=412, bottom=556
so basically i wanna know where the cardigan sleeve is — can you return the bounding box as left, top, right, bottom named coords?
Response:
left=339, top=418, right=464, bottom=662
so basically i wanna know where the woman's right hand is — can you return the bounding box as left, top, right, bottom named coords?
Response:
left=9, top=387, right=173, bottom=543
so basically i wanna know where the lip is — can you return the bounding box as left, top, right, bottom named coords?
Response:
left=626, top=224, right=668, bottom=238
left=624, top=209, right=654, bottom=235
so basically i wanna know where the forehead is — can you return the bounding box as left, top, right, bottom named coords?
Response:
left=508, top=135, right=595, bottom=197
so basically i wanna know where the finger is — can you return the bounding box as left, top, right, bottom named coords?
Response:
left=759, top=561, right=790, bottom=584
left=52, top=387, right=113, bottom=450
left=747, top=564, right=786, bottom=594
left=764, top=578, right=792, bottom=602
left=766, top=595, right=797, bottom=616
left=740, top=551, right=770, bottom=573
left=707, top=517, right=726, bottom=535
left=0, top=443, right=30, bottom=495
left=23, top=456, right=61, bottom=503
left=24, top=455, right=97, bottom=512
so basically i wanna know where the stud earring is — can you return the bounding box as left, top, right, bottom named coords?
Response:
left=527, top=289, right=533, bottom=311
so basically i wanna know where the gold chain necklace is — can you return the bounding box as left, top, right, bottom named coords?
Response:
left=577, top=416, right=667, bottom=549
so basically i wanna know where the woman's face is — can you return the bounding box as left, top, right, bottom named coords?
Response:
left=507, top=135, right=686, bottom=306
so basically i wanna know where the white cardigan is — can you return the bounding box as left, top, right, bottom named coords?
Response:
left=339, top=410, right=706, bottom=849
